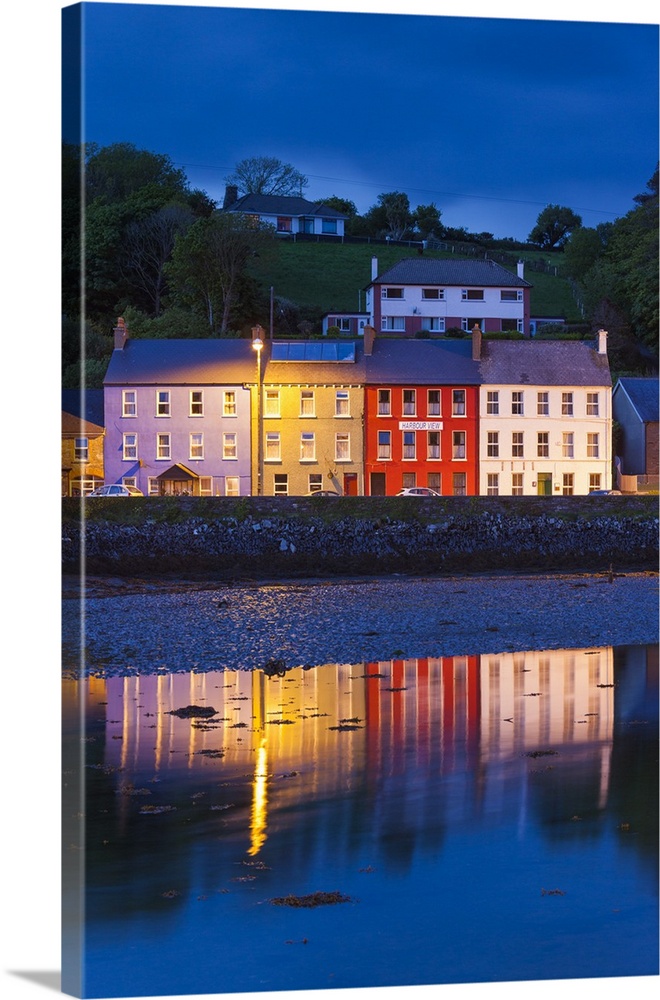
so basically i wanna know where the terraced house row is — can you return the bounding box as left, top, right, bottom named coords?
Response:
left=97, top=314, right=614, bottom=498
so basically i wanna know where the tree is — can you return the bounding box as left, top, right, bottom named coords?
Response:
left=318, top=195, right=358, bottom=217
left=412, top=202, right=442, bottom=239
left=167, top=213, right=275, bottom=334
left=225, top=156, right=308, bottom=196
left=563, top=226, right=609, bottom=282
left=85, top=142, right=189, bottom=202
left=528, top=204, right=582, bottom=248
left=121, top=203, right=196, bottom=316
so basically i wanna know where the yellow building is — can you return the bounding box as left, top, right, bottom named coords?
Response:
left=253, top=339, right=366, bottom=496
left=61, top=389, right=105, bottom=495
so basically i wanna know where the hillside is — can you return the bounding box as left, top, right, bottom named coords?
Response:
left=247, top=241, right=583, bottom=322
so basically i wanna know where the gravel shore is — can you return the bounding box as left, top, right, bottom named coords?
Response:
left=62, top=570, right=658, bottom=679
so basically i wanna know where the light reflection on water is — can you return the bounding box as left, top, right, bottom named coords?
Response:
left=65, top=644, right=658, bottom=998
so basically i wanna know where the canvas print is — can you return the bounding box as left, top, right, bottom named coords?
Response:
left=61, top=1, right=658, bottom=998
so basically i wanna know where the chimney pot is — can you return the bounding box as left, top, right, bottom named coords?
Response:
left=471, top=324, right=482, bottom=361
left=517, top=260, right=524, bottom=279
left=223, top=184, right=239, bottom=209
left=113, top=316, right=128, bottom=351
left=371, top=256, right=378, bottom=281
left=363, top=324, right=376, bottom=356
left=597, top=329, right=608, bottom=355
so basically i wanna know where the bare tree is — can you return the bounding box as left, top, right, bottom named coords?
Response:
left=122, top=204, right=195, bottom=315
left=226, top=156, right=308, bottom=197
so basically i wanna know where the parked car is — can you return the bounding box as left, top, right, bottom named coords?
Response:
left=396, top=487, right=442, bottom=497
left=588, top=489, right=622, bottom=496
left=87, top=484, right=144, bottom=497
left=305, top=490, right=341, bottom=497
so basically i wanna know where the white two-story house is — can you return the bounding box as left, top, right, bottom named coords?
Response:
left=365, top=256, right=532, bottom=337
left=475, top=329, right=613, bottom=496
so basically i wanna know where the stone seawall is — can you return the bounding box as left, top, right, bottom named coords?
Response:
left=62, top=497, right=659, bottom=578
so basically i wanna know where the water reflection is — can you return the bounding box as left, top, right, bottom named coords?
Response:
left=65, top=644, right=658, bottom=997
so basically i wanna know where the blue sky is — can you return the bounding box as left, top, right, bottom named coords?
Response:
left=66, top=1, right=659, bottom=240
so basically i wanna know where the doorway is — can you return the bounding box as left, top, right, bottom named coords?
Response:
left=537, top=473, right=552, bottom=496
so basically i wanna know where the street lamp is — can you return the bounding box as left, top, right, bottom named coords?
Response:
left=252, top=326, right=264, bottom=496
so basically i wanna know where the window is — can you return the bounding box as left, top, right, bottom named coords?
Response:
left=74, top=437, right=88, bottom=461
left=452, top=431, right=466, bottom=459
left=589, top=473, right=602, bottom=491
left=378, top=431, right=391, bottom=460
left=562, top=432, right=574, bottom=458
left=511, top=391, right=524, bottom=415
left=265, top=432, right=281, bottom=461
left=300, top=432, right=315, bottom=461
left=382, top=287, right=404, bottom=299
left=225, top=476, right=240, bottom=497
left=276, top=216, right=292, bottom=233
left=562, top=473, right=574, bottom=496
left=402, top=472, right=416, bottom=489
left=461, top=317, right=485, bottom=332
left=190, top=432, right=204, bottom=459
left=427, top=317, right=445, bottom=332
left=537, top=432, right=549, bottom=457
left=223, top=432, right=237, bottom=460
left=422, top=288, right=445, bottom=300
left=308, top=474, right=323, bottom=493
left=511, top=431, right=524, bottom=458
left=402, top=431, right=416, bottom=460
left=501, top=318, right=524, bottom=333
left=273, top=474, right=288, bottom=496
left=461, top=289, right=484, bottom=300
left=122, top=477, right=138, bottom=489
left=587, top=392, right=600, bottom=416
left=487, top=431, right=499, bottom=457
left=403, top=389, right=416, bottom=415
left=122, top=390, right=137, bottom=417
left=428, top=473, right=441, bottom=492
left=156, top=433, right=171, bottom=460
left=378, top=389, right=391, bottom=415
left=453, top=473, right=467, bottom=496
left=199, top=478, right=212, bottom=496
left=335, top=390, right=350, bottom=416
left=123, top=432, right=138, bottom=460
left=335, top=433, right=350, bottom=461
left=148, top=477, right=160, bottom=496
left=264, top=390, right=280, bottom=417
left=300, top=389, right=315, bottom=416
left=587, top=433, right=599, bottom=458
left=562, top=392, right=573, bottom=416
left=190, top=390, right=203, bottom=416
left=223, top=391, right=237, bottom=416
left=156, top=390, right=170, bottom=416
left=381, top=316, right=405, bottom=331
left=427, top=390, right=441, bottom=415
left=337, top=318, right=351, bottom=332
left=500, top=289, right=523, bottom=301
left=537, top=392, right=549, bottom=416
left=512, top=473, right=523, bottom=496
left=452, top=389, right=466, bottom=416
left=321, top=218, right=337, bottom=234
left=486, top=391, right=499, bottom=415
left=487, top=473, right=499, bottom=496
left=427, top=431, right=440, bottom=459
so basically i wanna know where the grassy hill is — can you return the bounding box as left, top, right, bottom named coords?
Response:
left=247, top=241, right=582, bottom=323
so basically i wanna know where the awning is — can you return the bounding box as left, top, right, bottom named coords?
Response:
left=155, top=464, right=200, bottom=481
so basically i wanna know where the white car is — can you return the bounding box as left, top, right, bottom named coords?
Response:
left=395, top=487, right=442, bottom=497
left=87, top=484, right=144, bottom=497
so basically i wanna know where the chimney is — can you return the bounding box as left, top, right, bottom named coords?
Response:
left=223, top=184, right=238, bottom=209
left=113, top=316, right=128, bottom=350
left=517, top=260, right=524, bottom=279
left=371, top=256, right=378, bottom=281
left=471, top=324, right=482, bottom=361
left=597, top=328, right=608, bottom=355
left=363, top=324, right=376, bottom=356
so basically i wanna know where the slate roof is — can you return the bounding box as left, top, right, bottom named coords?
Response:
left=370, top=258, right=531, bottom=288
left=103, top=339, right=259, bottom=385
left=364, top=338, right=481, bottom=385
left=62, top=388, right=104, bottom=429
left=615, top=377, right=659, bottom=423
left=225, top=193, right=347, bottom=219
left=478, top=339, right=612, bottom=387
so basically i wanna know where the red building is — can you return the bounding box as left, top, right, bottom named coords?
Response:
left=364, top=327, right=480, bottom=496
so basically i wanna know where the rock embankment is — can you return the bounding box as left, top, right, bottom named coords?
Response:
left=62, top=499, right=658, bottom=578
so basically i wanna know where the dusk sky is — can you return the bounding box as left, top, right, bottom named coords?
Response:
left=65, top=1, right=659, bottom=241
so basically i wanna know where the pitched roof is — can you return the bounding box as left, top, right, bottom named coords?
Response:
left=62, top=388, right=104, bottom=429
left=225, top=193, right=347, bottom=219
left=103, top=339, right=259, bottom=385
left=364, top=338, right=481, bottom=385
left=478, top=339, right=612, bottom=386
left=371, top=257, right=531, bottom=288
left=615, top=377, right=659, bottom=423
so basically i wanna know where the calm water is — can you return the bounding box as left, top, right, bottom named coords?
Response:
left=63, top=643, right=658, bottom=998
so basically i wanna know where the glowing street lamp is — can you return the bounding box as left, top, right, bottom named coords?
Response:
left=251, top=326, right=264, bottom=496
